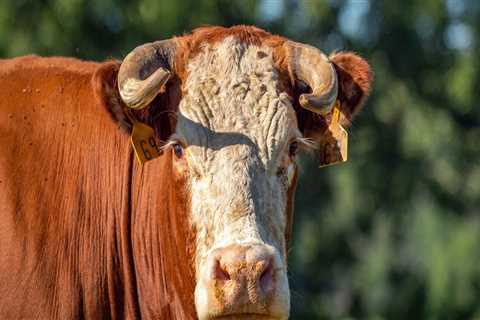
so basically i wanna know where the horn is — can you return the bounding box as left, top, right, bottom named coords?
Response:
left=118, top=40, right=175, bottom=109
left=284, top=41, right=338, bottom=115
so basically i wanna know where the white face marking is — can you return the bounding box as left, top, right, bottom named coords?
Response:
left=175, top=37, right=298, bottom=318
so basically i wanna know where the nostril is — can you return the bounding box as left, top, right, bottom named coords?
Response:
left=259, top=259, right=274, bottom=292
left=212, top=259, right=230, bottom=281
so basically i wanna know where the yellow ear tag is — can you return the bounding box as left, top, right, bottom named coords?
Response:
left=130, top=121, right=162, bottom=165
left=318, top=101, right=348, bottom=167
left=124, top=108, right=162, bottom=164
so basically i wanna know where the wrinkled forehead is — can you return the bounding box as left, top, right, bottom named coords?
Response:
left=176, top=37, right=299, bottom=168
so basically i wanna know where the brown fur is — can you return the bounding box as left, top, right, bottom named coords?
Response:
left=130, top=150, right=196, bottom=319
left=92, top=61, right=131, bottom=132
left=330, top=51, right=373, bottom=124
left=0, top=56, right=195, bottom=319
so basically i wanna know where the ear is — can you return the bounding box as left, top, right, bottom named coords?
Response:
left=92, top=61, right=132, bottom=133
left=297, top=52, right=372, bottom=165
left=329, top=51, right=373, bottom=126
left=92, top=61, right=180, bottom=141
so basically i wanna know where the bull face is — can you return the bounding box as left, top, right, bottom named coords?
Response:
left=176, top=38, right=298, bottom=319
left=114, top=26, right=372, bottom=319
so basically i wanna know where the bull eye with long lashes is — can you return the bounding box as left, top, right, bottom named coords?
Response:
left=289, top=141, right=299, bottom=158
left=173, top=143, right=184, bottom=159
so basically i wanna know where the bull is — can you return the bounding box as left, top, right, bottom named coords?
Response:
left=0, top=25, right=372, bottom=319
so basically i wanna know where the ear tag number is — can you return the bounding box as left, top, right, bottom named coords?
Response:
left=318, top=101, right=348, bottom=167
left=131, top=122, right=162, bottom=164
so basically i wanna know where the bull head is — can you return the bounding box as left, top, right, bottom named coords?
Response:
left=112, top=26, right=371, bottom=320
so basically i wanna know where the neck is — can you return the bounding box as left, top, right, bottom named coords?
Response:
left=126, top=151, right=197, bottom=319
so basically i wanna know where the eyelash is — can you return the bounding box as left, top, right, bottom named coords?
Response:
left=172, top=143, right=183, bottom=158
left=289, top=141, right=298, bottom=158
left=276, top=140, right=299, bottom=177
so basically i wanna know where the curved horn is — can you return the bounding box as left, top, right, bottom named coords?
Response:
left=118, top=40, right=175, bottom=109
left=284, top=41, right=338, bottom=115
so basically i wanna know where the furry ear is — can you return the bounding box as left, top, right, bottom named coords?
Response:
left=92, top=61, right=180, bottom=141
left=329, top=51, right=373, bottom=126
left=92, top=61, right=132, bottom=133
left=296, top=52, right=372, bottom=165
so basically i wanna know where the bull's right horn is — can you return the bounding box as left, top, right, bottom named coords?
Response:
left=284, top=41, right=338, bottom=115
left=118, top=40, right=176, bottom=110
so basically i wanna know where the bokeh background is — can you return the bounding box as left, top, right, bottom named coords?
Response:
left=1, top=0, right=479, bottom=319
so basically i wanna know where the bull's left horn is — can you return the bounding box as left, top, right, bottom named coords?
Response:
left=284, top=41, right=338, bottom=115
left=118, top=40, right=175, bottom=109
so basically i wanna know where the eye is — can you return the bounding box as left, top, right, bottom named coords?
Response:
left=289, top=141, right=298, bottom=158
left=173, top=143, right=183, bottom=159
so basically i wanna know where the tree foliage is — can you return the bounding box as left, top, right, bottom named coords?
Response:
left=1, top=0, right=478, bottom=319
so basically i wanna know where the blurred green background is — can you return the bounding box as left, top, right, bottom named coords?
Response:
left=1, top=0, right=479, bottom=319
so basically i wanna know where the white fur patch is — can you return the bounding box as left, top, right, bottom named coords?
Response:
left=175, top=37, right=296, bottom=318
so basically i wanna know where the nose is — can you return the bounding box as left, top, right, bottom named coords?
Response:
left=205, top=244, right=278, bottom=312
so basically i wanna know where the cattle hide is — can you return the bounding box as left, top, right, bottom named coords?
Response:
left=0, top=56, right=195, bottom=319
